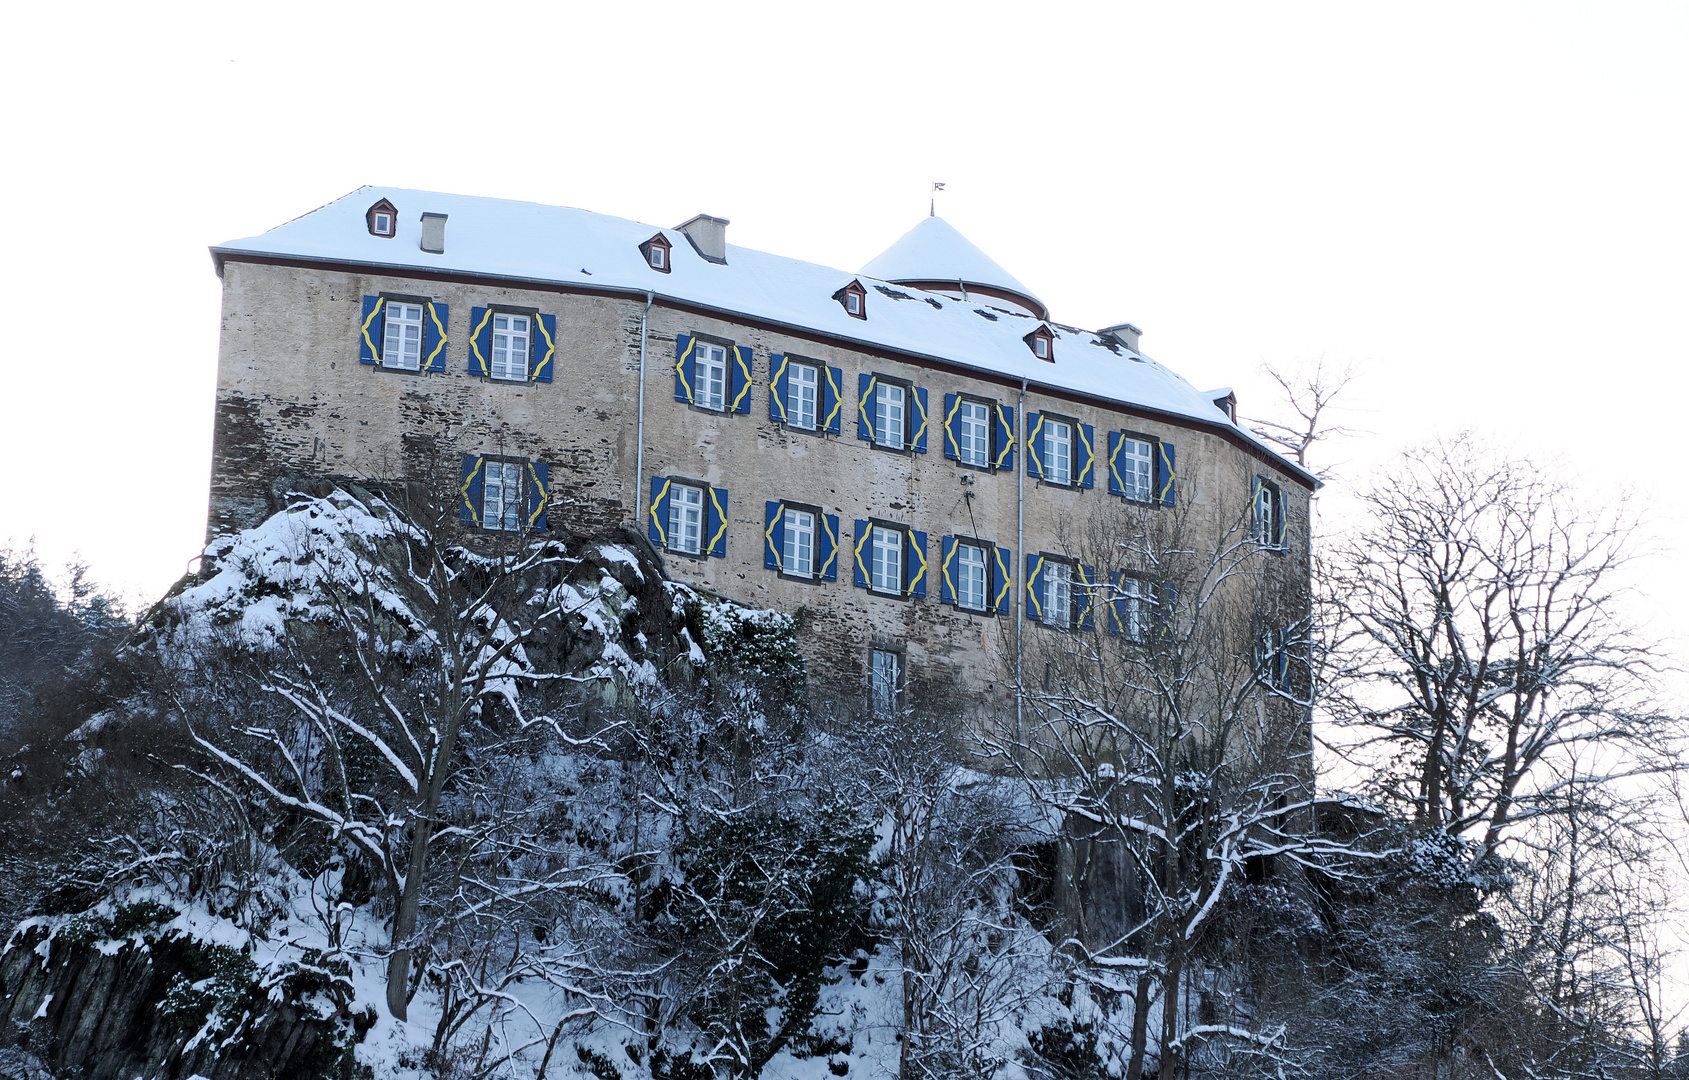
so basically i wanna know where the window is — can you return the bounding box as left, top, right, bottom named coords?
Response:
left=1044, top=420, right=1073, bottom=485
left=874, top=382, right=906, bottom=449
left=669, top=484, right=705, bottom=555
left=366, top=198, right=398, bottom=237
left=1118, top=435, right=1154, bottom=502
left=1045, top=562, right=1072, bottom=628
left=482, top=460, right=524, bottom=531
left=956, top=399, right=990, bottom=468
left=1116, top=574, right=1146, bottom=641
left=640, top=233, right=672, bottom=272
left=490, top=313, right=530, bottom=381
left=696, top=343, right=728, bottom=411
left=870, top=648, right=901, bottom=716
left=787, top=362, right=818, bottom=431
left=955, top=542, right=988, bottom=611
left=870, top=526, right=903, bottom=594
left=837, top=280, right=868, bottom=319
left=782, top=507, right=815, bottom=577
left=1026, top=325, right=1054, bottom=361
left=651, top=477, right=729, bottom=557
left=1252, top=478, right=1286, bottom=550
left=382, top=302, right=424, bottom=371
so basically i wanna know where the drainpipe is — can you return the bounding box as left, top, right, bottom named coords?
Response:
left=1015, top=377, right=1027, bottom=750
left=635, top=291, right=655, bottom=530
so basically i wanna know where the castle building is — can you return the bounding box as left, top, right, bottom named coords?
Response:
left=207, top=188, right=1315, bottom=716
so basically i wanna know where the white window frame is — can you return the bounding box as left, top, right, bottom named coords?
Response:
left=372, top=211, right=392, bottom=236
left=956, top=541, right=988, bottom=612
left=1254, top=481, right=1280, bottom=550
left=956, top=399, right=990, bottom=468
left=870, top=525, right=904, bottom=595
left=1045, top=420, right=1073, bottom=485
left=787, top=362, right=819, bottom=431
left=382, top=301, right=424, bottom=371
left=669, top=484, right=705, bottom=555
left=1118, top=574, right=1147, bottom=641
left=874, top=381, right=906, bottom=450
left=782, top=507, right=815, bottom=577
left=1120, top=435, right=1155, bottom=502
left=490, top=312, right=530, bottom=382
left=1033, top=335, right=1050, bottom=359
left=870, top=648, right=901, bottom=716
left=482, top=460, right=524, bottom=532
left=696, top=343, right=729, bottom=411
left=846, top=291, right=862, bottom=316
left=1045, top=561, right=1072, bottom=629
left=649, top=244, right=666, bottom=269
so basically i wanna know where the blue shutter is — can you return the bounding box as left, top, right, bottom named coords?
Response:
left=1272, top=489, right=1287, bottom=549
left=994, top=404, right=1016, bottom=472
left=943, top=393, right=961, bottom=461
left=673, top=334, right=696, bottom=404
left=424, top=301, right=449, bottom=372
left=769, top=355, right=789, bottom=423
left=1025, top=413, right=1046, bottom=480
left=823, top=366, right=844, bottom=435
left=907, top=529, right=928, bottom=599
left=730, top=345, right=753, bottom=414
left=940, top=535, right=958, bottom=604
left=458, top=454, right=484, bottom=526
left=857, top=374, right=876, bottom=441
left=468, top=306, right=492, bottom=377
left=359, top=296, right=385, bottom=365
left=1156, top=582, right=1178, bottom=638
left=648, top=477, right=673, bottom=547
left=530, top=313, right=557, bottom=383
left=525, top=461, right=550, bottom=532
left=818, top=513, right=840, bottom=582
left=764, top=501, right=784, bottom=571
left=1075, top=563, right=1096, bottom=630
left=1158, top=441, right=1177, bottom=507
left=1250, top=477, right=1263, bottom=540
left=910, top=387, right=929, bottom=453
left=1024, top=554, right=1046, bottom=622
left=853, top=520, right=871, bottom=588
left=705, top=486, right=729, bottom=558
left=993, top=546, right=1013, bottom=615
left=1077, top=423, right=1097, bottom=489
left=1108, top=431, right=1125, bottom=496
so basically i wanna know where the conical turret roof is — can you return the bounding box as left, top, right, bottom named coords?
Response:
left=860, top=217, right=1047, bottom=319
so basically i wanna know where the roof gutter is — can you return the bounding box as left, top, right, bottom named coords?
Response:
left=208, top=248, right=1320, bottom=491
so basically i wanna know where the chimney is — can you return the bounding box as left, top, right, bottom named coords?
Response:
left=420, top=212, right=448, bottom=254
left=676, top=214, right=729, bottom=263
left=1100, top=322, right=1142, bottom=352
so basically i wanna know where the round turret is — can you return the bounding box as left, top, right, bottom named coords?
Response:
left=860, top=217, right=1048, bottom=320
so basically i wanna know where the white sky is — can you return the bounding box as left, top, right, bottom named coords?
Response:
left=2, top=0, right=1685, bottom=639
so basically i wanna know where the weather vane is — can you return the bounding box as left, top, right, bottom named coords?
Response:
left=930, top=182, right=945, bottom=217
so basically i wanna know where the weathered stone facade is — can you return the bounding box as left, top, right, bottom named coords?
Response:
left=207, top=195, right=1314, bottom=719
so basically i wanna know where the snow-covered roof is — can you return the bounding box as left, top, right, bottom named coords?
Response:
left=211, top=187, right=1314, bottom=488
left=858, top=216, right=1047, bottom=318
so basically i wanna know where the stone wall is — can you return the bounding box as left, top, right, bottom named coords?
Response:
left=209, top=259, right=1311, bottom=717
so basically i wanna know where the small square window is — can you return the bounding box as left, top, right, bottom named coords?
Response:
left=846, top=292, right=861, bottom=314
left=650, top=245, right=666, bottom=269
left=1034, top=336, right=1048, bottom=358
left=373, top=212, right=391, bottom=235
left=366, top=198, right=398, bottom=237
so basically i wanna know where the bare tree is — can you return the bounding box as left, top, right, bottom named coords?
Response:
left=984, top=492, right=1375, bottom=1080
left=165, top=484, right=616, bottom=1021
left=1242, top=359, right=1359, bottom=477
left=1323, top=435, right=1675, bottom=871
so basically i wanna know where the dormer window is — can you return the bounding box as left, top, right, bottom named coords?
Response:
left=835, top=280, right=868, bottom=320
left=366, top=198, right=398, bottom=238
left=640, top=233, right=673, bottom=273
left=1025, top=325, right=1054, bottom=361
